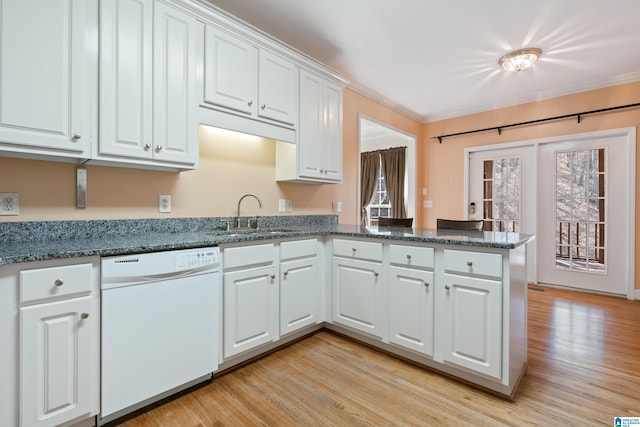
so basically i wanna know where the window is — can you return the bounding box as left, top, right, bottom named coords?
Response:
left=482, top=157, right=521, bottom=232
left=367, top=160, right=391, bottom=224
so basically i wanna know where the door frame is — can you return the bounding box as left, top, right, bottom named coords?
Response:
left=465, top=127, right=636, bottom=299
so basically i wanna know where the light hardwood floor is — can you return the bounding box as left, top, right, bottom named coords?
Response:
left=114, top=287, right=640, bottom=426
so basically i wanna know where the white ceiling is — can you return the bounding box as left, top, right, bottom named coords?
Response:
left=202, top=0, right=640, bottom=123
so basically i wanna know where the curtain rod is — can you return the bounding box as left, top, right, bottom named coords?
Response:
left=432, top=102, right=640, bottom=143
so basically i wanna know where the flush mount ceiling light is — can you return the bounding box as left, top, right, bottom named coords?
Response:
left=499, top=47, right=542, bottom=72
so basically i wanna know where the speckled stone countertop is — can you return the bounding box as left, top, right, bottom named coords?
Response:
left=0, top=216, right=534, bottom=265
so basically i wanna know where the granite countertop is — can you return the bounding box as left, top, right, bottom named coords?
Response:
left=0, top=219, right=534, bottom=265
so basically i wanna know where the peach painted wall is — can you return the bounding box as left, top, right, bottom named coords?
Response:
left=0, top=88, right=422, bottom=225
left=423, top=81, right=640, bottom=289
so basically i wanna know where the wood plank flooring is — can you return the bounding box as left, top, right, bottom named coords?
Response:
left=114, top=287, right=640, bottom=426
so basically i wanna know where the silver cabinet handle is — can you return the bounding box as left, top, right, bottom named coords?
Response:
left=155, top=145, right=163, bottom=152
left=248, top=100, right=253, bottom=106
left=144, top=143, right=151, bottom=151
left=261, top=104, right=266, bottom=110
left=283, top=271, right=289, bottom=277
left=467, top=261, right=473, bottom=267
left=80, top=313, right=89, bottom=320
left=72, top=133, right=81, bottom=140
left=54, top=279, right=64, bottom=287
left=444, top=284, right=450, bottom=290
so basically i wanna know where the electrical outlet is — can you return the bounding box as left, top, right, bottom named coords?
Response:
left=278, top=199, right=287, bottom=213
left=159, top=195, right=171, bottom=213
left=285, top=200, right=293, bottom=212
left=0, top=193, right=19, bottom=215
left=332, top=201, right=342, bottom=213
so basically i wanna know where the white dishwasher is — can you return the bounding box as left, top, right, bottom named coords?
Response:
left=100, top=247, right=220, bottom=424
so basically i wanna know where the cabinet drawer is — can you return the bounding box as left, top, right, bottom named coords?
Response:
left=444, top=250, right=502, bottom=279
left=280, top=239, right=317, bottom=260
left=333, top=239, right=382, bottom=261
left=389, top=245, right=434, bottom=269
left=223, top=243, right=274, bottom=269
left=20, top=263, right=93, bottom=304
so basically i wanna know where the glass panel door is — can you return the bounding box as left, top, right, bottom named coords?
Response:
left=482, top=156, right=521, bottom=232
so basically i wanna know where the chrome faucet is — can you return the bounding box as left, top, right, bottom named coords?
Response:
left=236, top=193, right=263, bottom=228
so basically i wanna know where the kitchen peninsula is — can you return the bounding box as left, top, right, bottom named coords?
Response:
left=0, top=217, right=533, bottom=426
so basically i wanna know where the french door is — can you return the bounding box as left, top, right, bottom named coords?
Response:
left=468, top=128, right=635, bottom=298
left=538, top=129, right=634, bottom=296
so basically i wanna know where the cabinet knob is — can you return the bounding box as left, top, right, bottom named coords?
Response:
left=248, top=100, right=253, bottom=106
left=444, top=284, right=450, bottom=290
left=261, top=104, right=266, bottom=110
left=467, top=261, right=473, bottom=267
left=54, top=279, right=64, bottom=287
left=283, top=271, right=289, bottom=277
left=374, top=272, right=379, bottom=278
left=352, top=248, right=357, bottom=254
left=406, top=254, right=412, bottom=260
left=270, top=274, right=276, bottom=280
left=144, top=143, right=151, bottom=151
left=424, top=282, right=430, bottom=288
left=72, top=133, right=81, bottom=140
left=155, top=145, right=163, bottom=152
left=80, top=313, right=89, bottom=320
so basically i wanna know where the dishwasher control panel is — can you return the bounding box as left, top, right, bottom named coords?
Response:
left=176, top=248, right=219, bottom=270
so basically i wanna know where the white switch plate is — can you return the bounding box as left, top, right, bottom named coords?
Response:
left=423, top=200, right=433, bottom=208
left=285, top=200, right=293, bottom=212
left=278, top=199, right=287, bottom=212
left=0, top=193, right=19, bottom=215
left=332, top=201, right=342, bottom=212
left=159, top=195, right=171, bottom=213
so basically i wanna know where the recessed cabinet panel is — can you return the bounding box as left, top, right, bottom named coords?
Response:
left=100, top=0, right=153, bottom=159
left=441, top=273, right=502, bottom=380
left=203, top=26, right=258, bottom=115
left=20, top=296, right=92, bottom=427
left=258, top=50, right=298, bottom=126
left=388, top=266, right=434, bottom=356
left=280, top=257, right=318, bottom=335
left=0, top=0, right=93, bottom=157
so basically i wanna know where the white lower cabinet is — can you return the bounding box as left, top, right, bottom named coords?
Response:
left=0, top=257, right=100, bottom=427
left=388, top=266, right=434, bottom=356
left=279, top=239, right=319, bottom=335
left=222, top=243, right=277, bottom=359
left=332, top=239, right=383, bottom=337
left=20, top=297, right=93, bottom=427
left=439, top=249, right=503, bottom=380
left=387, top=244, right=435, bottom=356
left=223, top=261, right=277, bottom=359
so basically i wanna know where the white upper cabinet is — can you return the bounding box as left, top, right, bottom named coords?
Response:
left=258, top=50, right=298, bottom=126
left=202, top=25, right=298, bottom=128
left=203, top=26, right=258, bottom=115
left=276, top=69, right=343, bottom=183
left=98, top=0, right=198, bottom=170
left=0, top=0, right=97, bottom=160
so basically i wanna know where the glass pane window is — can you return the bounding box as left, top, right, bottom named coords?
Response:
left=366, top=159, right=392, bottom=225
left=482, top=156, right=521, bottom=232
left=554, top=148, right=606, bottom=273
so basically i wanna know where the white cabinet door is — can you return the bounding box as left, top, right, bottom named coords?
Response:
left=100, top=0, right=153, bottom=160
left=333, top=257, right=383, bottom=337
left=203, top=26, right=258, bottom=115
left=0, top=0, right=94, bottom=158
left=20, top=296, right=92, bottom=427
left=322, top=80, right=343, bottom=181
left=440, top=273, right=502, bottom=380
left=258, top=50, right=298, bottom=126
left=223, top=265, right=277, bottom=358
left=280, top=256, right=318, bottom=335
left=388, top=266, right=434, bottom=356
left=297, top=69, right=343, bottom=182
left=152, top=1, right=198, bottom=166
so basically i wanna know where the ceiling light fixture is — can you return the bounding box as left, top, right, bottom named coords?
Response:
left=499, top=47, right=542, bottom=72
